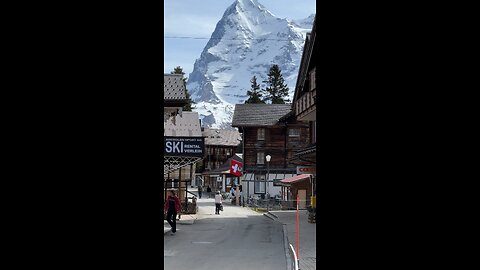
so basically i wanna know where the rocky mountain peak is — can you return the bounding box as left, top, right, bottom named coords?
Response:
left=187, top=0, right=314, bottom=129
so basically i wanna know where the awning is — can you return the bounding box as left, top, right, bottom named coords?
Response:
left=279, top=174, right=312, bottom=186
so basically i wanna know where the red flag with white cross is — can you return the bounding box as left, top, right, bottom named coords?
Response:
left=230, top=159, right=243, bottom=177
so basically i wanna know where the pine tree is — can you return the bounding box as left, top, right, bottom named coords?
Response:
left=171, top=66, right=195, bottom=111
left=262, top=64, right=290, bottom=104
left=244, top=76, right=265, bottom=104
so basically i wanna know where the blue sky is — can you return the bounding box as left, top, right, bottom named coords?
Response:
left=164, top=0, right=316, bottom=76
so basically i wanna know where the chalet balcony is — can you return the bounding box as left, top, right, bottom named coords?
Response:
left=295, top=91, right=316, bottom=122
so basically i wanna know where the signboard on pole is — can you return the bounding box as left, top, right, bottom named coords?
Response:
left=164, top=136, right=204, bottom=157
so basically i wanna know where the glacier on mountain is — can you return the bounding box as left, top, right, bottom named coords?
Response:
left=187, top=0, right=314, bottom=129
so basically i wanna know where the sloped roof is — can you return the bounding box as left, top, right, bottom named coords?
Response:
left=164, top=112, right=202, bottom=137
left=164, top=74, right=187, bottom=101
left=202, top=128, right=241, bottom=146
left=231, top=104, right=292, bottom=127
left=279, top=174, right=312, bottom=186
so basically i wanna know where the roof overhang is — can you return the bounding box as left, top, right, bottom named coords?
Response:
left=278, top=174, right=312, bottom=186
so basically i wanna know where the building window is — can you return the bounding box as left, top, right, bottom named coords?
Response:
left=310, top=68, right=316, bottom=91
left=257, top=152, right=265, bottom=165
left=288, top=128, right=300, bottom=137
left=257, top=128, right=265, bottom=140
left=254, top=174, right=266, bottom=194
left=312, top=120, right=316, bottom=143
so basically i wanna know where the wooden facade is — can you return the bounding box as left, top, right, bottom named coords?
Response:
left=204, top=145, right=239, bottom=171
left=242, top=119, right=310, bottom=171
left=288, top=15, right=317, bottom=211
left=232, top=104, right=311, bottom=200
left=199, top=128, right=242, bottom=192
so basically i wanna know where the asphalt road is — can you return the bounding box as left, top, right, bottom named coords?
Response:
left=164, top=198, right=287, bottom=270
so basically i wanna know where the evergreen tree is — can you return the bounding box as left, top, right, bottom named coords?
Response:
left=244, top=76, right=265, bottom=104
left=262, top=64, right=290, bottom=104
left=171, top=66, right=195, bottom=111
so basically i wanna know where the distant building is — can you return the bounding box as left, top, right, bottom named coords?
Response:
left=231, top=104, right=310, bottom=205
left=164, top=74, right=187, bottom=123
left=164, top=73, right=203, bottom=206
left=200, top=128, right=242, bottom=192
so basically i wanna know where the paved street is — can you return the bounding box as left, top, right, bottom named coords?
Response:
left=164, top=197, right=287, bottom=270
left=270, top=210, right=317, bottom=270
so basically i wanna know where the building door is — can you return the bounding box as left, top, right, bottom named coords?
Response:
left=298, top=189, right=307, bottom=209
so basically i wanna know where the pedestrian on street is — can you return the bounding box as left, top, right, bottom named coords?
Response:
left=215, top=191, right=223, bottom=215
left=207, top=185, right=212, bottom=198
left=198, top=185, right=203, bottom=199
left=164, top=190, right=181, bottom=235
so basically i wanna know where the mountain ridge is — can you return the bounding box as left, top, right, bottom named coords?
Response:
left=187, top=0, right=314, bottom=129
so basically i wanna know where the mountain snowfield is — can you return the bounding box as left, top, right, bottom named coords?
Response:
left=187, top=0, right=314, bottom=129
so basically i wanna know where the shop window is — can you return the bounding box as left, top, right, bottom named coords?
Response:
left=254, top=174, right=266, bottom=194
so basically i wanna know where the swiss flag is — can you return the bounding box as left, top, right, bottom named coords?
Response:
left=230, top=159, right=243, bottom=177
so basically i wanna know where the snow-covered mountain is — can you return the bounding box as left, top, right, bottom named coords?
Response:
left=292, top=14, right=316, bottom=29
left=187, top=0, right=314, bottom=129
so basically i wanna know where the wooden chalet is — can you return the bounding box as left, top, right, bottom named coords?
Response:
left=281, top=15, right=318, bottom=212
left=231, top=104, right=311, bottom=208
left=164, top=73, right=202, bottom=211
left=200, top=128, right=242, bottom=192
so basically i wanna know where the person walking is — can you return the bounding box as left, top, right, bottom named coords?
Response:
left=197, top=185, right=203, bottom=199
left=214, top=191, right=223, bottom=215
left=207, top=185, right=212, bottom=198
left=164, top=190, right=181, bottom=235
left=230, top=185, right=236, bottom=205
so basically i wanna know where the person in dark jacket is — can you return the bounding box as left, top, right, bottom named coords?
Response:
left=164, top=190, right=181, bottom=235
left=197, top=185, right=203, bottom=199
left=206, top=185, right=212, bottom=198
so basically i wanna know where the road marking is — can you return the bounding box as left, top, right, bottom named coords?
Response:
left=164, top=250, right=177, bottom=257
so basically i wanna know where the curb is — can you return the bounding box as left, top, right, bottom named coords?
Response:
left=283, top=224, right=292, bottom=270
left=263, top=212, right=276, bottom=221
left=263, top=212, right=282, bottom=223
left=269, top=211, right=279, bottom=219
left=177, top=215, right=197, bottom=225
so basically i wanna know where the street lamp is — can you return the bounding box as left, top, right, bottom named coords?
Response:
left=265, top=154, right=271, bottom=210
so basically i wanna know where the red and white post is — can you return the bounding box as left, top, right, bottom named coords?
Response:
left=296, top=194, right=299, bottom=261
